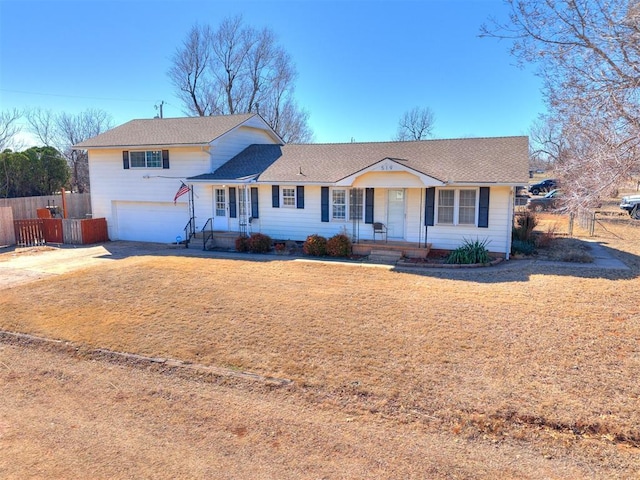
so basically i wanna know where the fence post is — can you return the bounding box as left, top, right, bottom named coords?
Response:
left=590, top=211, right=596, bottom=237
left=568, top=213, right=574, bottom=237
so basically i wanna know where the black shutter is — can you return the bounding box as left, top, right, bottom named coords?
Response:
left=425, top=187, right=435, bottom=226
left=321, top=186, right=329, bottom=222
left=478, top=187, right=490, bottom=228
left=162, top=150, right=170, bottom=169
left=272, top=185, right=280, bottom=208
left=251, top=187, right=259, bottom=218
left=296, top=186, right=304, bottom=209
left=229, top=187, right=237, bottom=218
left=365, top=188, right=374, bottom=224
left=122, top=151, right=129, bottom=169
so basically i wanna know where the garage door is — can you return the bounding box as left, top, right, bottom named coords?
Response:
left=114, top=201, right=189, bottom=243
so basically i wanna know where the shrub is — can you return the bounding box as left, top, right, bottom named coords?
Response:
left=235, top=235, right=249, bottom=252
left=446, top=238, right=491, bottom=265
left=326, top=233, right=352, bottom=257
left=511, top=239, right=535, bottom=256
left=513, top=211, right=538, bottom=243
left=534, top=223, right=558, bottom=249
left=248, top=233, right=272, bottom=253
left=303, top=234, right=327, bottom=256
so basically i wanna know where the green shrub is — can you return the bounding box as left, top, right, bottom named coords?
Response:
left=446, top=238, right=491, bottom=265
left=303, top=234, right=327, bottom=256
left=326, top=233, right=352, bottom=257
left=511, top=239, right=535, bottom=256
left=248, top=233, right=272, bottom=253
left=235, top=235, right=249, bottom=252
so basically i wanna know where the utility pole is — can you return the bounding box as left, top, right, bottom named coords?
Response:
left=155, top=101, right=165, bottom=119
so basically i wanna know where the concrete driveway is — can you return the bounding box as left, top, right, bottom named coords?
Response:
left=0, top=244, right=118, bottom=290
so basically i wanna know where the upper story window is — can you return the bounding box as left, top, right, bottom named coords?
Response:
left=130, top=150, right=162, bottom=168
left=331, top=188, right=363, bottom=221
left=436, top=188, right=477, bottom=225
left=282, top=187, right=296, bottom=207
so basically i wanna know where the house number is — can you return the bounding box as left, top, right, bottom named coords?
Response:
left=380, top=165, right=393, bottom=171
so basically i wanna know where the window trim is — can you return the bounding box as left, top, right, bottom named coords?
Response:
left=435, top=188, right=479, bottom=226
left=128, top=150, right=163, bottom=169
left=281, top=187, right=296, bottom=208
left=330, top=187, right=364, bottom=222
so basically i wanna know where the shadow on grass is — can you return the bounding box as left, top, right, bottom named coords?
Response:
left=92, top=239, right=639, bottom=285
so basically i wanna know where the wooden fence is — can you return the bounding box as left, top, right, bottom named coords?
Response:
left=0, top=193, right=91, bottom=220
left=13, top=218, right=108, bottom=247
left=0, top=207, right=15, bottom=246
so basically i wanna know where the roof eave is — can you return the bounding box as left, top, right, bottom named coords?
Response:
left=73, top=142, right=211, bottom=150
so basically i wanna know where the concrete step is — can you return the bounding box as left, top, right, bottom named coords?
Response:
left=368, top=250, right=403, bottom=264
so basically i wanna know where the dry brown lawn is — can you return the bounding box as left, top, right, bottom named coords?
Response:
left=1, top=214, right=640, bottom=478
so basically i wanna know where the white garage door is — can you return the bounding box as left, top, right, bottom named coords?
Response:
left=114, top=201, right=189, bottom=243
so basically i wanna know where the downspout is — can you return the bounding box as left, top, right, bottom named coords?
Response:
left=506, top=187, right=514, bottom=260
left=418, top=187, right=424, bottom=248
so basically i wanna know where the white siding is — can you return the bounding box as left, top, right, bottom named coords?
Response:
left=424, top=186, right=512, bottom=254
left=210, top=126, right=279, bottom=172
left=248, top=185, right=513, bottom=254
left=88, top=147, right=209, bottom=240
left=192, top=184, right=214, bottom=231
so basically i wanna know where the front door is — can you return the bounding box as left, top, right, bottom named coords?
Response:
left=213, top=188, right=227, bottom=230
left=387, top=189, right=405, bottom=239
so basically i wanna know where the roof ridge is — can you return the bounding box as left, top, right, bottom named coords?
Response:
left=126, top=113, right=256, bottom=122
left=287, top=135, right=528, bottom=146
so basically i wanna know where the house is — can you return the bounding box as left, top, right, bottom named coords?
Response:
left=75, top=114, right=529, bottom=257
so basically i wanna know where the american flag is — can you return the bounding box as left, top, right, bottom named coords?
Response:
left=173, top=182, right=190, bottom=204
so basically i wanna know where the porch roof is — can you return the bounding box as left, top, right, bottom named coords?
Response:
left=192, top=136, right=529, bottom=185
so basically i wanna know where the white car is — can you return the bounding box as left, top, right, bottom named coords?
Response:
left=620, top=194, right=640, bottom=219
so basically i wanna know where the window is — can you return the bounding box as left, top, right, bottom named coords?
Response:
left=129, top=150, right=162, bottom=168
left=436, top=189, right=477, bottom=225
left=349, top=189, right=363, bottom=220
left=282, top=187, right=296, bottom=207
left=437, top=190, right=455, bottom=224
left=215, top=189, right=226, bottom=216
left=332, top=190, right=346, bottom=219
left=238, top=186, right=247, bottom=218
left=458, top=190, right=477, bottom=224
left=331, top=188, right=363, bottom=221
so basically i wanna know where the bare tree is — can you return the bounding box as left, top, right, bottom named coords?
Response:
left=168, top=24, right=214, bottom=117
left=528, top=115, right=565, bottom=170
left=26, top=108, right=113, bottom=193
left=481, top=0, right=640, bottom=209
left=168, top=16, right=313, bottom=143
left=394, top=107, right=435, bottom=141
left=0, top=108, right=22, bottom=151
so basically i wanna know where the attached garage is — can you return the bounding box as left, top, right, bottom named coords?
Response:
left=113, top=201, right=189, bottom=243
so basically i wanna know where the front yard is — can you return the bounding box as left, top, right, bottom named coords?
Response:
left=1, top=215, right=640, bottom=478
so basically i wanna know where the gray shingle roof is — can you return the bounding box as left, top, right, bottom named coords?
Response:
left=190, top=144, right=284, bottom=181
left=192, top=136, right=529, bottom=185
left=74, top=114, right=258, bottom=148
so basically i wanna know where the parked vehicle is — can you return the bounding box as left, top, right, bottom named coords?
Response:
left=528, top=179, right=558, bottom=195
left=527, top=189, right=564, bottom=212
left=620, top=194, right=640, bottom=219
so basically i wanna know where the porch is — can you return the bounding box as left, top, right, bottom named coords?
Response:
left=192, top=229, right=430, bottom=260
left=352, top=240, right=431, bottom=260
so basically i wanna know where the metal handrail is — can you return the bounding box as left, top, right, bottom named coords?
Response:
left=201, top=217, right=214, bottom=251
left=182, top=217, right=196, bottom=248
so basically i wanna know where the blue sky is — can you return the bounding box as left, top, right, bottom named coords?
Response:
left=0, top=0, right=544, bottom=145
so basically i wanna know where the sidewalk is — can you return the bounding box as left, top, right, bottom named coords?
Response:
left=532, top=239, right=629, bottom=270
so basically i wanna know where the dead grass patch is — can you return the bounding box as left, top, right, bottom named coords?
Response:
left=2, top=218, right=640, bottom=476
